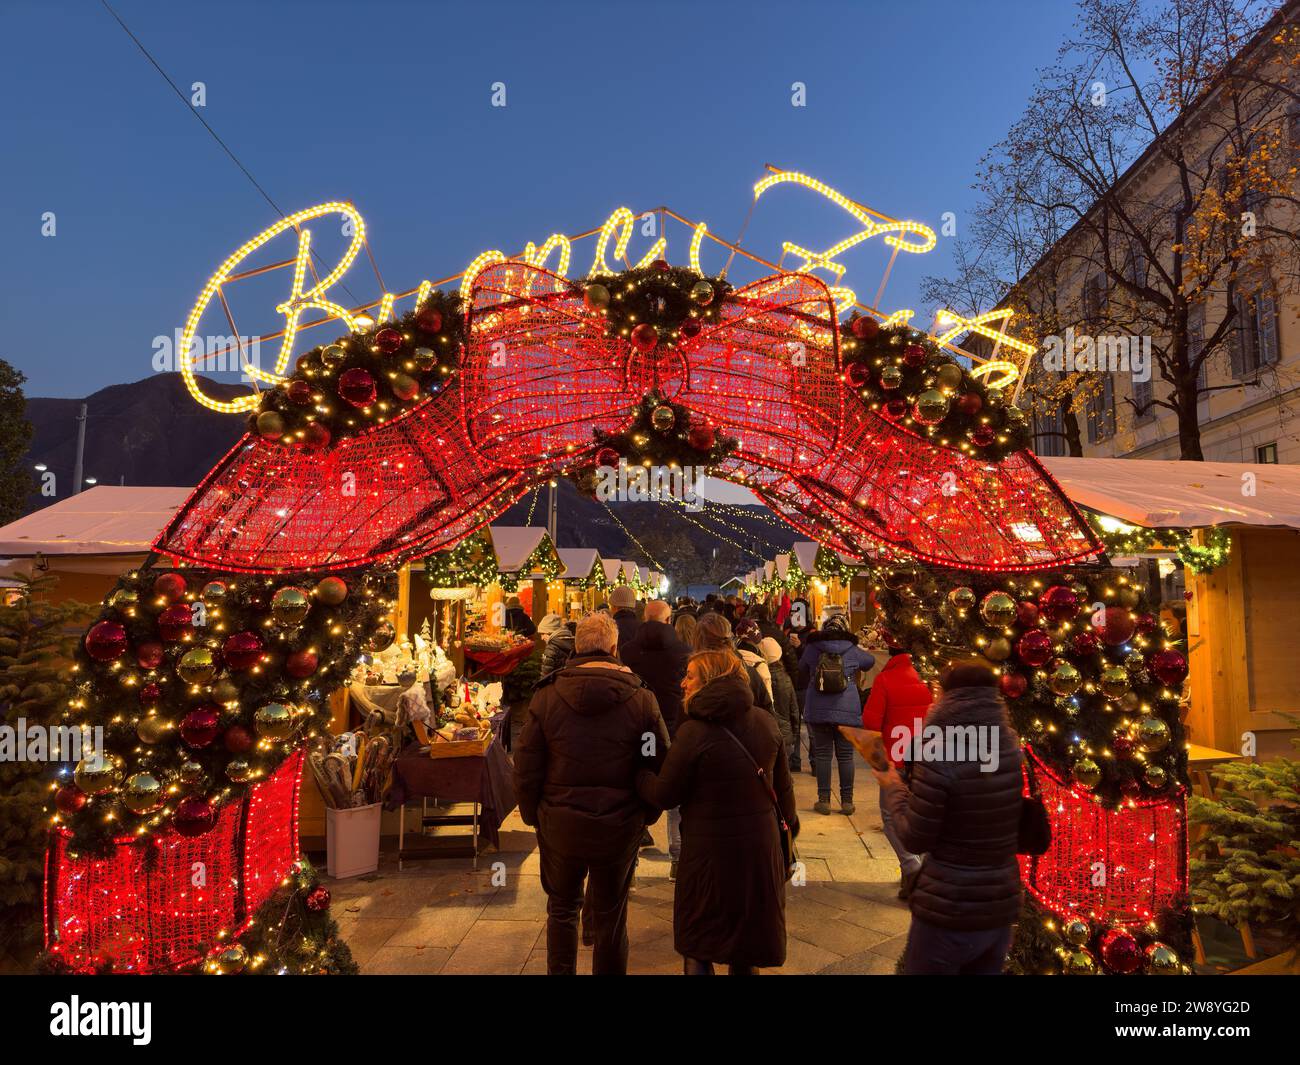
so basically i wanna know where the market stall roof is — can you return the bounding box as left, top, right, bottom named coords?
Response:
left=600, top=557, right=623, bottom=584
left=774, top=552, right=791, bottom=580
left=556, top=547, right=600, bottom=581
left=1039, top=456, right=1300, bottom=531
left=0, top=487, right=190, bottom=557
left=487, top=525, right=564, bottom=576
left=621, top=560, right=640, bottom=584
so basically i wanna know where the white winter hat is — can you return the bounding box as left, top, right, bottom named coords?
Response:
left=758, top=636, right=784, bottom=665
left=609, top=585, right=636, bottom=609
left=537, top=613, right=566, bottom=638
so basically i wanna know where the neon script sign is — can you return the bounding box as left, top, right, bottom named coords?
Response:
left=177, top=173, right=1028, bottom=413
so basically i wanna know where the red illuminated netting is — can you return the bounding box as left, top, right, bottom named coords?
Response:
left=44, top=751, right=302, bottom=973
left=1018, top=747, right=1188, bottom=927
left=155, top=262, right=1102, bottom=573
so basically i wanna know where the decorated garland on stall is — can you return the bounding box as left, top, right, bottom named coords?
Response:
left=59, top=566, right=397, bottom=854
left=424, top=529, right=497, bottom=590
left=1084, top=514, right=1231, bottom=575
left=840, top=315, right=1031, bottom=462
left=498, top=540, right=563, bottom=594
left=249, top=291, right=464, bottom=449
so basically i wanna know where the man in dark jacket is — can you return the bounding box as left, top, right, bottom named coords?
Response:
left=608, top=584, right=640, bottom=648
left=504, top=595, right=537, bottom=637
left=514, top=611, right=670, bottom=975
left=620, top=598, right=691, bottom=874
left=874, top=660, right=1023, bottom=975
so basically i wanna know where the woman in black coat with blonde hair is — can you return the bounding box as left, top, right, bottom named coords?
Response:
left=636, top=650, right=799, bottom=974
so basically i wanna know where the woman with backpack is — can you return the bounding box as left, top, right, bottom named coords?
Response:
left=635, top=650, right=799, bottom=974
left=797, top=614, right=874, bottom=816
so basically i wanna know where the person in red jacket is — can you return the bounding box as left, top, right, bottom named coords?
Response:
left=861, top=648, right=933, bottom=898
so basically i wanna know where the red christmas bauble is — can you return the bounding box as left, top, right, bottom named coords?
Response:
left=416, top=305, right=442, bottom=333
left=286, top=649, right=319, bottom=678
left=970, top=424, right=996, bottom=447
left=135, top=639, right=165, bottom=670
left=1015, top=600, right=1040, bottom=628
left=338, top=367, right=377, bottom=408
left=302, top=422, right=332, bottom=451
left=1136, top=612, right=1160, bottom=635
left=1039, top=585, right=1080, bottom=624
left=1093, top=606, right=1137, bottom=646
left=687, top=424, right=717, bottom=451
left=650, top=259, right=670, bottom=272
left=680, top=318, right=702, bottom=339
left=845, top=363, right=871, bottom=388
left=223, top=630, right=264, bottom=670
left=287, top=379, right=314, bottom=406
left=1016, top=629, right=1054, bottom=667
left=138, top=682, right=162, bottom=706
left=374, top=327, right=402, bottom=354
left=305, top=886, right=332, bottom=912
left=315, top=577, right=348, bottom=605
left=85, top=620, right=128, bottom=662
left=595, top=447, right=620, bottom=468
left=850, top=317, right=879, bottom=340
left=1148, top=648, right=1188, bottom=687
left=173, top=795, right=217, bottom=837
left=1098, top=928, right=1142, bottom=974
left=630, top=323, right=659, bottom=353
left=903, top=343, right=927, bottom=367
left=55, top=785, right=87, bottom=815
left=883, top=398, right=908, bottom=419
left=955, top=392, right=983, bottom=416
left=1070, top=630, right=1100, bottom=658
left=179, top=706, right=222, bottom=749
left=153, top=572, right=187, bottom=603
left=999, top=672, right=1028, bottom=699
left=157, top=603, right=193, bottom=642
left=222, top=724, right=254, bottom=754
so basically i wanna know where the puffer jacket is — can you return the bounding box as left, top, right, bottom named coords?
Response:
left=514, top=654, right=670, bottom=859
left=861, top=654, right=934, bottom=767
left=880, top=685, right=1023, bottom=931
left=797, top=629, right=875, bottom=726
left=538, top=627, right=575, bottom=680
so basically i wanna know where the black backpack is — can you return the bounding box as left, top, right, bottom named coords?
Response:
left=814, top=650, right=847, bottom=694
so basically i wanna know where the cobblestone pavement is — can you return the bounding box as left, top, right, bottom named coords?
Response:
left=328, top=748, right=909, bottom=975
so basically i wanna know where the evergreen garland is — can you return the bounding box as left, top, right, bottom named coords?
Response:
left=578, top=264, right=732, bottom=351
left=1085, top=513, right=1232, bottom=575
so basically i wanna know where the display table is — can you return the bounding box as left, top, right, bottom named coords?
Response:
left=384, top=735, right=516, bottom=869
left=463, top=639, right=535, bottom=678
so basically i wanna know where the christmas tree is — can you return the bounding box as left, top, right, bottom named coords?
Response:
left=0, top=574, right=90, bottom=970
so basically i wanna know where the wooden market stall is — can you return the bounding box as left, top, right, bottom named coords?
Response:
left=554, top=546, right=606, bottom=616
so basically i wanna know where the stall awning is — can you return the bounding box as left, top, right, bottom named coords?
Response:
left=601, top=558, right=623, bottom=584
left=0, top=487, right=191, bottom=557
left=556, top=547, right=600, bottom=582
left=1039, top=456, right=1300, bottom=531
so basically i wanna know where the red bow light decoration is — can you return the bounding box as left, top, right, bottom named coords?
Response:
left=156, top=263, right=1102, bottom=573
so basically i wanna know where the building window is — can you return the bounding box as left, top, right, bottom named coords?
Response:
left=1255, top=442, right=1278, bottom=464
left=1034, top=407, right=1066, bottom=457
left=1086, top=375, right=1116, bottom=444
left=1231, top=288, right=1280, bottom=377
left=1083, top=274, right=1106, bottom=326
left=1189, top=303, right=1207, bottom=394
left=1132, top=370, right=1154, bottom=422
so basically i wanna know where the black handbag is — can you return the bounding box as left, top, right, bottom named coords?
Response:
left=1017, top=761, right=1052, bottom=856
left=718, top=725, right=798, bottom=880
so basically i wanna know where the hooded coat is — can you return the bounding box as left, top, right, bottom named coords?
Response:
left=880, top=684, right=1024, bottom=931
left=636, top=672, right=798, bottom=968
left=515, top=654, right=670, bottom=859
left=619, top=619, right=690, bottom=737
left=861, top=654, right=934, bottom=767
left=797, top=628, right=875, bottom=726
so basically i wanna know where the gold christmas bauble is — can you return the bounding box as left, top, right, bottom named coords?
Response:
left=879, top=365, right=903, bottom=390
left=979, top=591, right=1017, bottom=627
left=984, top=637, right=1012, bottom=662
left=1119, top=691, right=1141, bottom=713
left=650, top=405, right=676, bottom=432
left=255, top=411, right=285, bottom=440
left=913, top=389, right=950, bottom=426
left=1063, top=918, right=1091, bottom=947
left=215, top=943, right=248, bottom=975
left=947, top=586, right=976, bottom=612
left=935, top=363, right=963, bottom=393
left=226, top=758, right=253, bottom=784
left=321, top=343, right=348, bottom=368
left=108, top=588, right=138, bottom=611
left=1099, top=665, right=1130, bottom=698
left=122, top=772, right=165, bottom=814
left=201, top=580, right=228, bottom=604
left=1071, top=757, right=1102, bottom=790
left=1136, top=716, right=1171, bottom=752
left=136, top=714, right=171, bottom=744
left=74, top=754, right=124, bottom=795
left=1049, top=661, right=1082, bottom=697
left=1143, top=764, right=1169, bottom=789
left=177, top=647, right=217, bottom=686
left=583, top=283, right=611, bottom=312
left=314, top=576, right=348, bottom=605
left=270, top=586, right=311, bottom=626
left=1145, top=942, right=1180, bottom=975
left=176, top=761, right=205, bottom=788
left=413, top=346, right=438, bottom=371
left=1062, top=949, right=1097, bottom=975
left=689, top=280, right=714, bottom=305
left=255, top=702, right=297, bottom=741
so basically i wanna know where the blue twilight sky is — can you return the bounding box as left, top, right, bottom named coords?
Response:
left=0, top=0, right=1081, bottom=402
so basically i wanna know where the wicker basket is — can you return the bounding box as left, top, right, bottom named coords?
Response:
left=428, top=732, right=492, bottom=758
